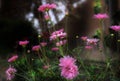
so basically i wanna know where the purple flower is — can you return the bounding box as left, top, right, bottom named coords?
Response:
left=6, top=66, right=17, bottom=80
left=94, top=13, right=109, bottom=19
left=110, top=25, right=120, bottom=32
left=59, top=56, right=79, bottom=80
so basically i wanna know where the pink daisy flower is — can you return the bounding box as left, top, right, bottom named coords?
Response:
left=61, top=64, right=79, bottom=80
left=38, top=3, right=56, bottom=12
left=94, top=13, right=109, bottom=19
left=8, top=55, right=18, bottom=63
left=110, top=25, right=120, bottom=32
left=6, top=66, right=17, bottom=80
left=32, top=45, right=40, bottom=51
left=59, top=56, right=79, bottom=80
left=19, top=40, right=29, bottom=46
left=50, top=29, right=67, bottom=41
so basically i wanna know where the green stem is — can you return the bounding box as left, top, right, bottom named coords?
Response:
left=40, top=47, right=48, bottom=65
left=78, top=58, right=90, bottom=77
left=59, top=46, right=64, bottom=57
left=23, top=46, right=32, bottom=70
left=15, top=73, right=30, bottom=81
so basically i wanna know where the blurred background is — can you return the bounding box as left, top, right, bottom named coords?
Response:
left=0, top=0, right=120, bottom=80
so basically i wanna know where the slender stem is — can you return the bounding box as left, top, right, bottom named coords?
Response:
left=43, top=47, right=49, bottom=65
left=59, top=46, right=64, bottom=57
left=98, top=19, right=105, bottom=59
left=37, top=50, right=41, bottom=59
left=40, top=47, right=48, bottom=65
left=15, top=73, right=30, bottom=81
left=78, top=58, right=90, bottom=77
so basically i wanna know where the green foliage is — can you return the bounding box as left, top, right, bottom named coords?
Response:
left=94, top=0, right=101, bottom=13
left=93, top=28, right=101, bottom=38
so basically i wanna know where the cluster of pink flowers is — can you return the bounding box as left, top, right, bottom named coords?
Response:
left=6, top=66, right=17, bottom=80
left=81, top=36, right=99, bottom=49
left=50, top=29, right=67, bottom=41
left=38, top=3, right=56, bottom=12
left=94, top=13, right=109, bottom=20
left=32, top=45, right=40, bottom=51
left=59, top=56, right=79, bottom=80
left=110, top=25, right=120, bottom=32
left=86, top=38, right=99, bottom=45
left=50, top=29, right=67, bottom=47
left=56, top=40, right=67, bottom=46
left=32, top=42, right=47, bottom=51
left=8, top=55, right=18, bottom=63
left=19, top=40, right=29, bottom=46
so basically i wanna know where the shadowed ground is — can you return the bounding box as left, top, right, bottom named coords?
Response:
left=0, top=57, right=8, bottom=81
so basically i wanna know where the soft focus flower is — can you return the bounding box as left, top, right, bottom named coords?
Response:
left=50, top=29, right=67, bottom=40
left=110, top=25, right=120, bottom=32
left=81, top=36, right=87, bottom=41
left=38, top=34, right=41, bottom=38
left=86, top=38, right=99, bottom=45
left=38, top=3, right=56, bottom=12
left=27, top=50, right=31, bottom=53
left=61, top=65, right=79, bottom=80
left=8, top=55, right=18, bottom=63
left=110, top=33, right=114, bottom=37
left=32, top=45, right=40, bottom=51
left=40, top=42, right=47, bottom=47
left=94, top=13, right=108, bottom=19
left=43, top=65, right=50, bottom=69
left=44, top=15, right=50, bottom=21
left=85, top=45, right=93, bottom=50
left=6, top=66, right=17, bottom=80
left=59, top=56, right=76, bottom=67
left=19, top=40, right=29, bottom=46
left=59, top=56, right=79, bottom=80
left=51, top=47, right=59, bottom=51
left=56, top=40, right=67, bottom=46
